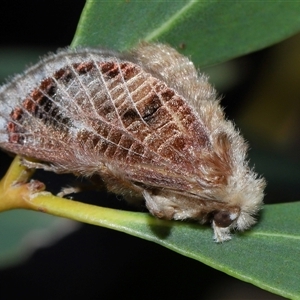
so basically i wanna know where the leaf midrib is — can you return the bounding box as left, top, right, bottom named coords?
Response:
left=144, top=0, right=198, bottom=41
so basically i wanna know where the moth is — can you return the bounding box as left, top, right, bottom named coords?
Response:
left=0, top=43, right=266, bottom=242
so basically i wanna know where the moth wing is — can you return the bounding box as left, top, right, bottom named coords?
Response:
left=131, top=44, right=217, bottom=106
left=0, top=47, right=226, bottom=195
left=0, top=48, right=123, bottom=164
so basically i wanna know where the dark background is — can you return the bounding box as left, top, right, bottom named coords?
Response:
left=0, top=1, right=292, bottom=299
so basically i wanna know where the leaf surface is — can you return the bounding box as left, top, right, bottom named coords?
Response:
left=73, top=1, right=300, bottom=66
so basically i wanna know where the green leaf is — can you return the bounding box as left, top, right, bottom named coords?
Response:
left=116, top=202, right=300, bottom=299
left=72, top=0, right=300, bottom=66
left=1, top=1, right=300, bottom=298
left=0, top=48, right=50, bottom=82
left=25, top=194, right=300, bottom=299
left=0, top=210, right=78, bottom=268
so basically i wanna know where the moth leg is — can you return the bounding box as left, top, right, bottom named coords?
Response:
left=57, top=181, right=105, bottom=197
left=211, top=209, right=239, bottom=242
left=143, top=189, right=208, bottom=221
left=212, top=221, right=232, bottom=243
left=20, top=157, right=68, bottom=173
left=57, top=186, right=82, bottom=197
left=142, top=190, right=176, bottom=220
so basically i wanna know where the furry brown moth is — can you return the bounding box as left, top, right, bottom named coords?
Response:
left=0, top=43, right=266, bottom=242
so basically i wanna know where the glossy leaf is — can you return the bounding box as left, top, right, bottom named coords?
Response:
left=0, top=210, right=78, bottom=268
left=73, top=0, right=300, bottom=66
left=1, top=1, right=300, bottom=299
left=20, top=190, right=300, bottom=299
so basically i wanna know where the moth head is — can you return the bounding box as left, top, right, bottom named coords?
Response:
left=211, top=174, right=265, bottom=242
left=212, top=209, right=239, bottom=228
left=222, top=170, right=266, bottom=229
left=209, top=207, right=238, bottom=242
